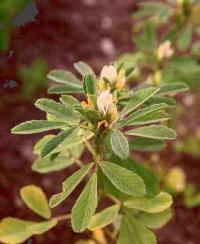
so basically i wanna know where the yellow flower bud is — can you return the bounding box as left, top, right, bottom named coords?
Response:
left=116, top=69, right=126, bottom=90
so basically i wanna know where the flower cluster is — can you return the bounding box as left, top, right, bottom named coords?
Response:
left=82, top=64, right=126, bottom=127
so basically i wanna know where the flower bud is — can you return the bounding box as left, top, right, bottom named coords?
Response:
left=97, top=90, right=118, bottom=123
left=100, top=65, right=117, bottom=82
left=97, top=90, right=113, bottom=115
left=116, top=69, right=126, bottom=90
left=157, top=40, right=174, bottom=60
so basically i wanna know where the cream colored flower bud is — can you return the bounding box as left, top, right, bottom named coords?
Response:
left=157, top=40, right=174, bottom=60
left=97, top=90, right=113, bottom=115
left=100, top=65, right=117, bottom=82
left=97, top=90, right=118, bottom=123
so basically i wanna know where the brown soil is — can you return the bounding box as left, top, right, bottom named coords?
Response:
left=0, top=1, right=200, bottom=243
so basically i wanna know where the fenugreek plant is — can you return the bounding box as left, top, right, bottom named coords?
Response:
left=118, top=0, right=200, bottom=89
left=0, top=62, right=187, bottom=243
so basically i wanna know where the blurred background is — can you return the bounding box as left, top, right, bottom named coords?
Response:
left=0, top=0, right=200, bottom=243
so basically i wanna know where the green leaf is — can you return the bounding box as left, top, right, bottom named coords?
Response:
left=137, top=209, right=172, bottom=230
left=177, top=26, right=192, bottom=50
left=20, top=185, right=51, bottom=219
left=110, top=130, right=129, bottom=159
left=48, top=85, right=83, bottom=94
left=74, top=61, right=95, bottom=76
left=158, top=82, right=189, bottom=96
left=49, top=163, right=94, bottom=208
left=34, top=135, right=55, bottom=155
left=41, top=127, right=79, bottom=158
left=71, top=173, right=97, bottom=233
left=98, top=169, right=129, bottom=201
left=118, top=215, right=156, bottom=244
left=11, top=120, right=67, bottom=134
left=122, top=103, right=168, bottom=126
left=32, top=156, right=74, bottom=174
left=112, top=157, right=159, bottom=197
left=123, top=192, right=172, bottom=213
left=83, top=74, right=98, bottom=95
left=146, top=96, right=176, bottom=107
left=128, top=110, right=169, bottom=126
left=88, top=205, right=120, bottom=231
left=133, top=1, right=172, bottom=20
left=126, top=125, right=176, bottom=140
left=60, top=95, right=80, bottom=107
left=120, top=87, right=159, bottom=117
left=28, top=219, right=57, bottom=235
left=0, top=218, right=57, bottom=244
left=47, top=69, right=82, bottom=85
left=99, top=161, right=146, bottom=196
left=130, top=138, right=166, bottom=152
left=35, top=98, right=80, bottom=125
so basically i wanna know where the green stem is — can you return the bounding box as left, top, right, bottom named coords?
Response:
left=83, top=136, right=96, bottom=158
